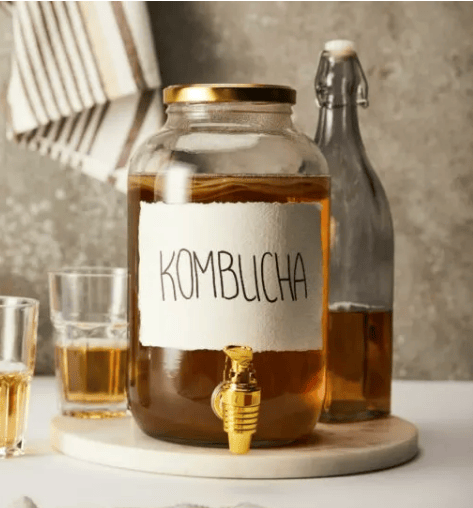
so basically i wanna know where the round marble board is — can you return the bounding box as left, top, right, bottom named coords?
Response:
left=50, top=415, right=419, bottom=479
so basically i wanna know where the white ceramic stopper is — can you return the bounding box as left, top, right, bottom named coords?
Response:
left=324, top=39, right=356, bottom=57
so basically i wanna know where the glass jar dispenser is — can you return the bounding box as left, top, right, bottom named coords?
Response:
left=127, top=84, right=330, bottom=451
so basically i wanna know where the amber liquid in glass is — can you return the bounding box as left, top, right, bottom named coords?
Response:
left=321, top=308, right=392, bottom=422
left=55, top=341, right=127, bottom=417
left=0, top=370, right=31, bottom=452
left=128, top=174, right=330, bottom=446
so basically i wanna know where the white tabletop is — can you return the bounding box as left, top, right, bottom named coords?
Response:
left=2, top=377, right=473, bottom=508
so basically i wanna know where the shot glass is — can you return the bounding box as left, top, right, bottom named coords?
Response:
left=0, top=297, right=39, bottom=458
left=48, top=267, right=128, bottom=418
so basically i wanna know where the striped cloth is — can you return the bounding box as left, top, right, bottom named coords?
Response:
left=4, top=1, right=163, bottom=192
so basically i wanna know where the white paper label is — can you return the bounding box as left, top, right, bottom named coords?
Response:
left=139, top=202, right=323, bottom=351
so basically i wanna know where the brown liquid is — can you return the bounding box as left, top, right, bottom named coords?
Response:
left=321, top=309, right=392, bottom=422
left=0, top=370, right=31, bottom=450
left=55, top=342, right=127, bottom=407
left=128, top=174, right=330, bottom=446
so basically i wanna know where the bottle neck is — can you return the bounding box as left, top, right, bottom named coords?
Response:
left=315, top=100, right=364, bottom=147
left=165, top=102, right=294, bottom=131
left=314, top=49, right=368, bottom=148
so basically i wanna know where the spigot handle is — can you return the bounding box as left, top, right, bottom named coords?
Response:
left=211, top=345, right=261, bottom=454
left=224, top=345, right=253, bottom=370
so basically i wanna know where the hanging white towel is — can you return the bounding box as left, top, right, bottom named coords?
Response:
left=5, top=1, right=163, bottom=193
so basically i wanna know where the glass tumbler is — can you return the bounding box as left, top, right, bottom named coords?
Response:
left=48, top=268, right=128, bottom=418
left=0, top=297, right=39, bottom=457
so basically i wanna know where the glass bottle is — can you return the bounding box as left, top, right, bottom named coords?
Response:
left=127, top=84, right=330, bottom=448
left=314, top=41, right=394, bottom=422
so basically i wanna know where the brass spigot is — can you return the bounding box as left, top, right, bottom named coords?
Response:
left=211, top=345, right=261, bottom=454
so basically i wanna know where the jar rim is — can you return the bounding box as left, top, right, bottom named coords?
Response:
left=163, top=84, right=296, bottom=105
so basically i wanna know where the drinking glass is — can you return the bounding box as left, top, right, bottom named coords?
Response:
left=0, top=297, right=39, bottom=457
left=48, top=267, right=128, bottom=418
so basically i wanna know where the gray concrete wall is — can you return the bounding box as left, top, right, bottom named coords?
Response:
left=0, top=2, right=472, bottom=378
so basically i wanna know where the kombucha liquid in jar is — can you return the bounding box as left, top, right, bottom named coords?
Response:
left=127, top=85, right=330, bottom=447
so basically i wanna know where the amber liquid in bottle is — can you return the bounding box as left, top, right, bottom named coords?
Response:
left=322, top=307, right=392, bottom=422
left=128, top=174, right=330, bottom=446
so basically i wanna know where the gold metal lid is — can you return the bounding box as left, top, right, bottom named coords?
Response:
left=163, top=84, right=296, bottom=105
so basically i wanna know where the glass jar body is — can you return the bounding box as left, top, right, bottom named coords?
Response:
left=128, top=101, right=330, bottom=446
left=319, top=121, right=394, bottom=422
